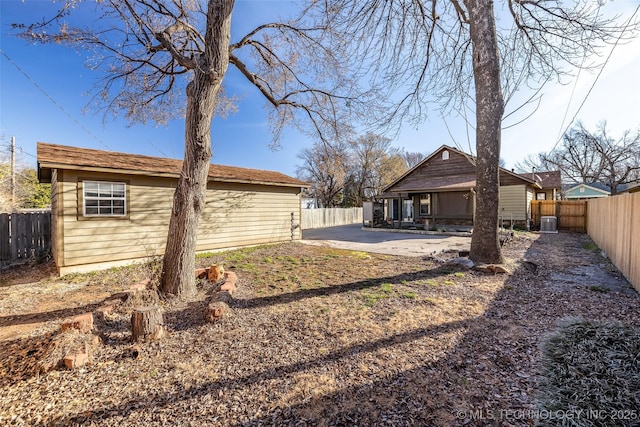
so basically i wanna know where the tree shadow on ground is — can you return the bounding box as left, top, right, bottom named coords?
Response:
left=36, top=234, right=640, bottom=426
left=236, top=267, right=457, bottom=310
left=0, top=299, right=111, bottom=328
left=0, top=259, right=57, bottom=288
left=0, top=331, right=59, bottom=387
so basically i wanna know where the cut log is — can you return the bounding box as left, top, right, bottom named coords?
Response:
left=214, top=290, right=233, bottom=304
left=204, top=290, right=234, bottom=323
left=60, top=312, right=94, bottom=333
left=204, top=301, right=228, bottom=322
left=207, top=264, right=225, bottom=283
left=131, top=306, right=164, bottom=342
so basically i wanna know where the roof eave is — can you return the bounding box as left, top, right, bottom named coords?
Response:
left=38, top=162, right=180, bottom=179
left=38, top=162, right=308, bottom=188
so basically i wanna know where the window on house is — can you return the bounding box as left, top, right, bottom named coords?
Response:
left=83, top=181, right=126, bottom=216
left=536, top=192, right=546, bottom=200
left=419, top=193, right=431, bottom=215
left=442, top=150, right=449, bottom=160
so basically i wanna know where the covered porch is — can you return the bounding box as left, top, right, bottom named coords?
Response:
left=378, top=187, right=476, bottom=232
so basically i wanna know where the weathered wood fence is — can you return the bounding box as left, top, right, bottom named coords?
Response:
left=301, top=207, right=363, bottom=230
left=586, top=193, right=640, bottom=292
left=0, top=212, right=51, bottom=262
left=530, top=200, right=587, bottom=232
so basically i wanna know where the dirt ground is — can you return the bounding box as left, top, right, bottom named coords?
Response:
left=0, top=232, right=638, bottom=426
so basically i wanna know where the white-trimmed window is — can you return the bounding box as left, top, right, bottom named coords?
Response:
left=83, top=181, right=126, bottom=216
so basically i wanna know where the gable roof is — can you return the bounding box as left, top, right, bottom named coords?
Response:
left=518, top=170, right=561, bottom=189
left=37, top=142, right=307, bottom=188
left=563, top=181, right=629, bottom=194
left=383, top=144, right=539, bottom=193
left=564, top=183, right=610, bottom=198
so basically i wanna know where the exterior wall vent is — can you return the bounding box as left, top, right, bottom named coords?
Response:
left=540, top=216, right=558, bottom=233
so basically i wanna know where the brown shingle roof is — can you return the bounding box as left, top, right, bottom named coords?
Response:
left=388, top=174, right=477, bottom=193
left=518, top=170, right=561, bottom=189
left=37, top=142, right=307, bottom=188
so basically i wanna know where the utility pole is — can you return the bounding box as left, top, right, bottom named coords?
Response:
left=10, top=136, right=16, bottom=204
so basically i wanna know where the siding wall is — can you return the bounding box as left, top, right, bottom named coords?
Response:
left=57, top=170, right=301, bottom=272
left=388, top=147, right=529, bottom=191
left=498, top=185, right=528, bottom=222
left=387, top=149, right=476, bottom=192
left=51, top=169, right=61, bottom=265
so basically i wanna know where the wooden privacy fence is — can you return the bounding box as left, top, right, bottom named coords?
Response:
left=301, top=207, right=363, bottom=230
left=0, top=212, right=51, bottom=262
left=587, top=193, right=640, bottom=292
left=531, top=200, right=587, bottom=232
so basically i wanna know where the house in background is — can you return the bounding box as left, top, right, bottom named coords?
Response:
left=518, top=170, right=562, bottom=200
left=563, top=183, right=610, bottom=199
left=300, top=189, right=319, bottom=209
left=379, top=145, right=541, bottom=229
left=37, top=143, right=308, bottom=274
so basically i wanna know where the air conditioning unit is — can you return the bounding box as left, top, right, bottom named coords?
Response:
left=540, top=216, right=558, bottom=233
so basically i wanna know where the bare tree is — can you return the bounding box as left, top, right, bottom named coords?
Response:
left=317, top=1, right=638, bottom=263
left=16, top=1, right=367, bottom=297
left=539, top=121, right=640, bottom=194
left=401, top=151, right=425, bottom=169
left=513, top=154, right=556, bottom=175
left=344, top=133, right=407, bottom=206
left=14, top=0, right=639, bottom=273
left=372, top=153, right=408, bottom=198
left=296, top=141, right=349, bottom=208
left=297, top=133, right=408, bottom=207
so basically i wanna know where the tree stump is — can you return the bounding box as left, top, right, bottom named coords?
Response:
left=131, top=306, right=164, bottom=342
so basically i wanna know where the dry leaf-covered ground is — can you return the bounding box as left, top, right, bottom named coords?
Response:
left=0, top=232, right=638, bottom=426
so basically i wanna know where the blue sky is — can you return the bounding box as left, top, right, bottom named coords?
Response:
left=1, top=0, right=639, bottom=178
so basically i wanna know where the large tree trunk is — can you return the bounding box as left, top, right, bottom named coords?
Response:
left=160, top=0, right=235, bottom=297
left=465, top=0, right=505, bottom=264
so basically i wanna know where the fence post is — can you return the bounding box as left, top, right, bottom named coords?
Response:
left=0, top=213, right=9, bottom=261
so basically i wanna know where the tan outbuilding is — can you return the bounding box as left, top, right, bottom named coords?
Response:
left=37, top=142, right=307, bottom=275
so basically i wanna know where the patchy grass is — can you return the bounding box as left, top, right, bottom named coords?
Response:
left=583, top=240, right=599, bottom=252
left=537, top=319, right=640, bottom=426
left=402, top=291, right=418, bottom=299
left=2, top=234, right=639, bottom=426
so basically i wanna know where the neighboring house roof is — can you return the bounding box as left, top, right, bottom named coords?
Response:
left=562, top=181, right=629, bottom=194
left=37, top=142, right=308, bottom=188
left=382, top=144, right=540, bottom=194
left=564, top=183, right=610, bottom=199
left=620, top=181, right=640, bottom=193
left=517, top=170, right=561, bottom=189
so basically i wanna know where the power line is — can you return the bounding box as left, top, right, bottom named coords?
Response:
left=554, top=2, right=603, bottom=145
left=549, top=4, right=640, bottom=154
left=0, top=48, right=112, bottom=151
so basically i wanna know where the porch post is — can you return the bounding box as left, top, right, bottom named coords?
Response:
left=471, top=187, right=476, bottom=226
